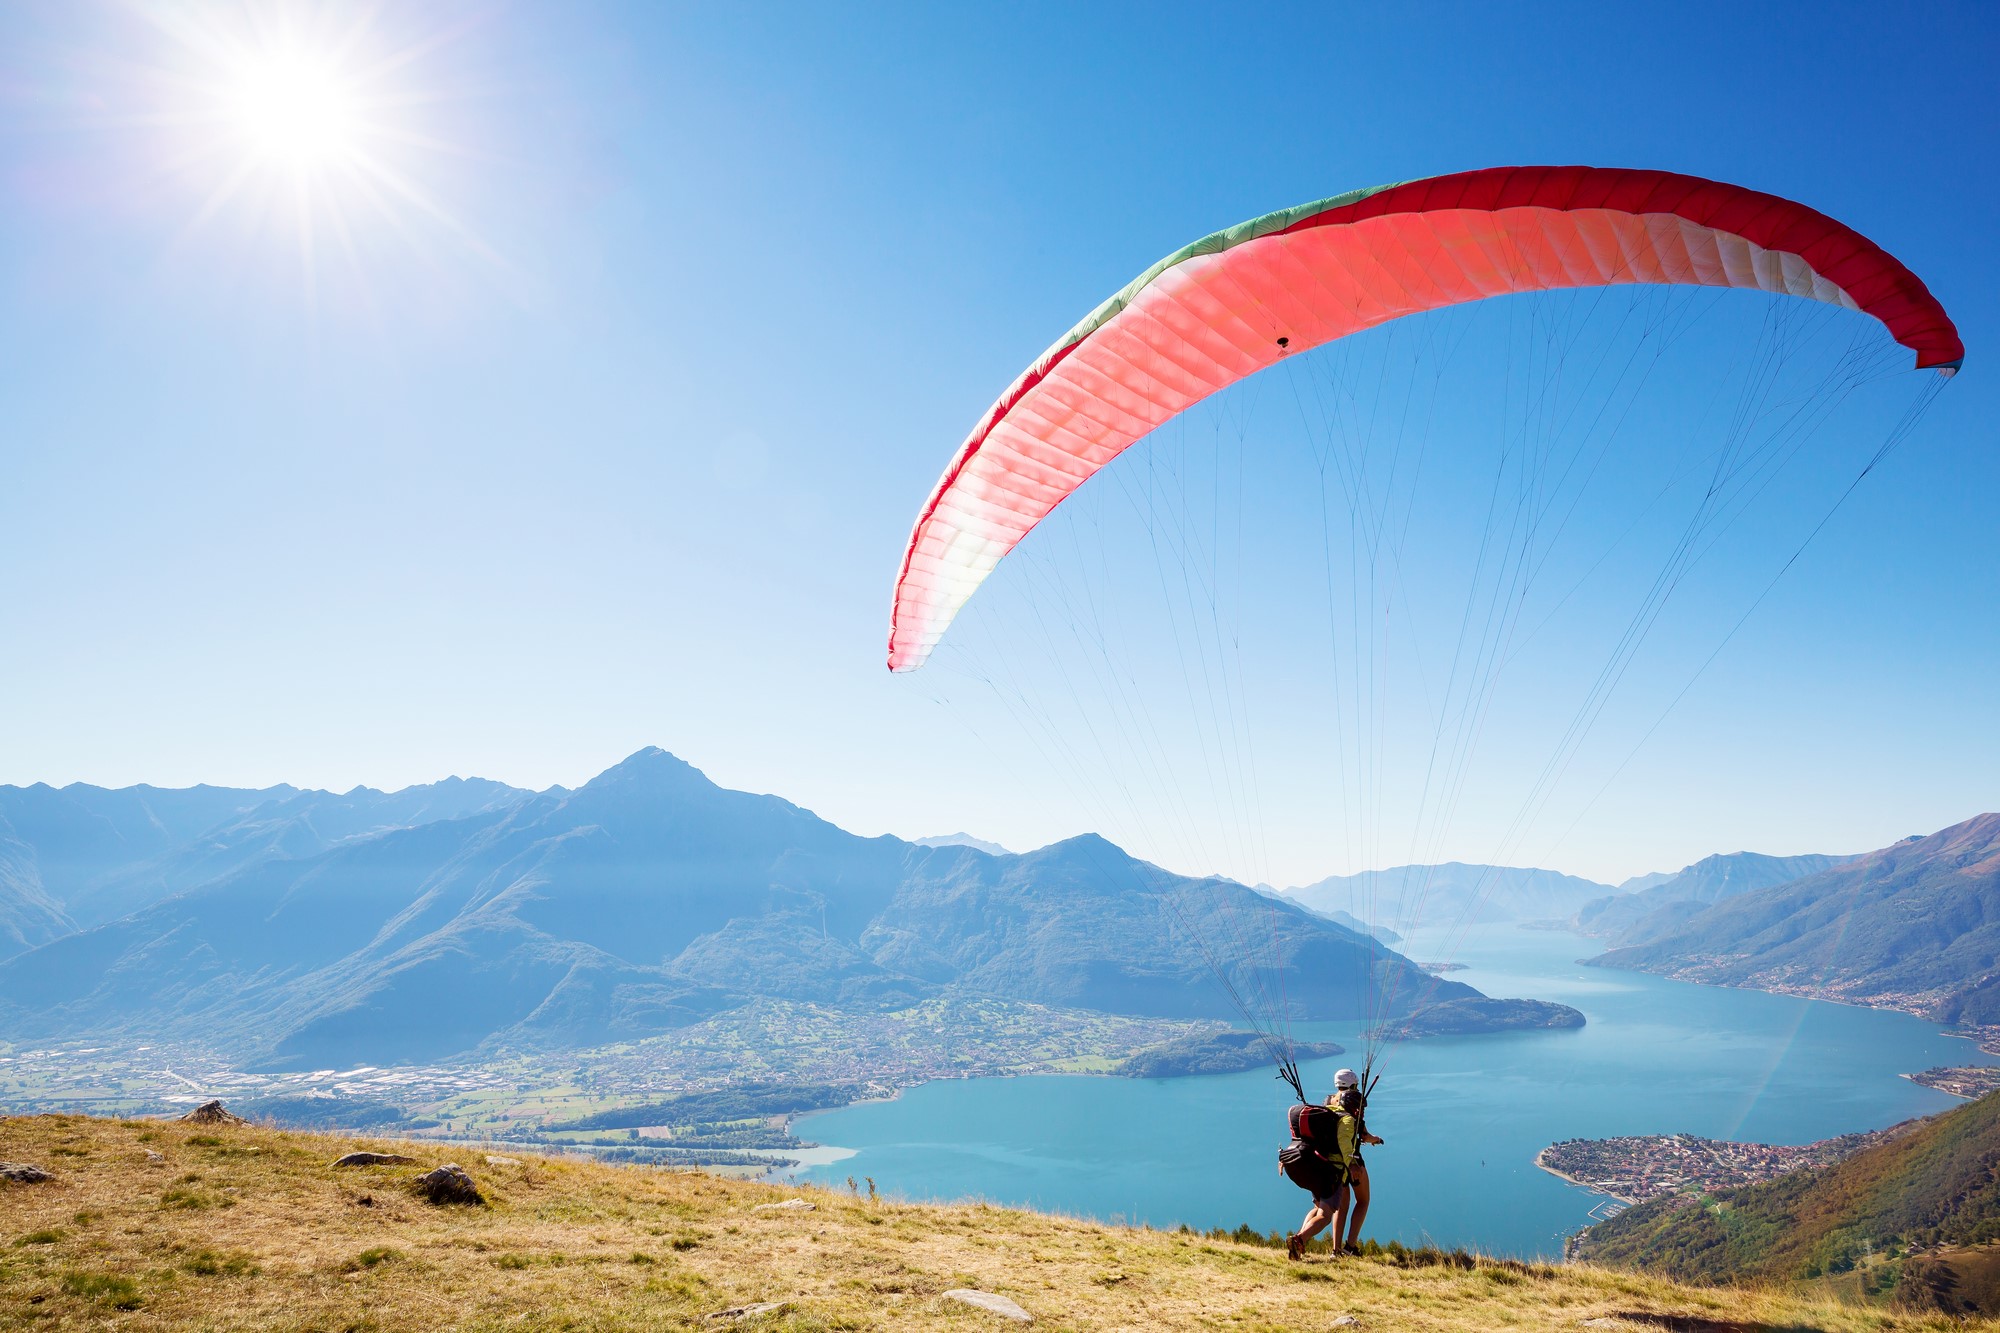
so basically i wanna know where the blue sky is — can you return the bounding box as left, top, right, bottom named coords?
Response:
left=0, top=1, right=1993, bottom=886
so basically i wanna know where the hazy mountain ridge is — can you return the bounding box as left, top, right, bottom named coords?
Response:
left=0, top=821, right=73, bottom=957
left=912, top=832, right=1010, bottom=855
left=1285, top=862, right=1618, bottom=931
left=1572, top=850, right=1853, bottom=945
left=0, top=781, right=296, bottom=943
left=0, top=749, right=1469, bottom=1068
left=1586, top=815, right=2000, bottom=1023
left=0, top=777, right=538, bottom=953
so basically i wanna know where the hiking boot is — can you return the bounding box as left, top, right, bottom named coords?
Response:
left=1286, top=1233, right=1304, bottom=1261
left=1342, top=1242, right=1363, bottom=1257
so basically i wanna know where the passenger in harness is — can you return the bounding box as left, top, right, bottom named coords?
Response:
left=1334, top=1075, right=1383, bottom=1253
left=1279, top=1068, right=1384, bottom=1259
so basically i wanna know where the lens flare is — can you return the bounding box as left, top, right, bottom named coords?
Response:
left=226, top=52, right=360, bottom=166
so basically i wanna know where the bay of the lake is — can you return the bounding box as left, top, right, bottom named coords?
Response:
left=797, top=925, right=1997, bottom=1257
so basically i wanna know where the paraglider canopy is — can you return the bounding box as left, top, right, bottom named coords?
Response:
left=887, top=165, right=1961, bottom=673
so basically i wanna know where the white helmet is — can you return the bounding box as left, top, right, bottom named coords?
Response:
left=1334, top=1068, right=1358, bottom=1089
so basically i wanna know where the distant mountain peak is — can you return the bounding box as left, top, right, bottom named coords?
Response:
left=1030, top=831, right=1130, bottom=861
left=581, top=747, right=712, bottom=790
left=912, top=833, right=1010, bottom=856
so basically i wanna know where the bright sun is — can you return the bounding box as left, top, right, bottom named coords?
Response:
left=226, top=52, right=362, bottom=167
left=130, top=3, right=491, bottom=298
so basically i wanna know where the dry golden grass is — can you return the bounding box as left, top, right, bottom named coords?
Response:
left=0, top=1113, right=1990, bottom=1331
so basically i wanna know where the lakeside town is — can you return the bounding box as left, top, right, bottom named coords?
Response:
left=1907, top=1065, right=2000, bottom=1100
left=1536, top=1122, right=1920, bottom=1204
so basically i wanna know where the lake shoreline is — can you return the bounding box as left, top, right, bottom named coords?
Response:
left=1579, top=958, right=1985, bottom=1034
left=1532, top=1148, right=1636, bottom=1205
left=792, top=926, right=1993, bottom=1256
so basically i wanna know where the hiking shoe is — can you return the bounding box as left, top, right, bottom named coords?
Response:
left=1342, top=1243, right=1363, bottom=1257
left=1286, top=1234, right=1304, bottom=1261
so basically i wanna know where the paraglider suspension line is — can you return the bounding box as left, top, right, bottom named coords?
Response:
left=1276, top=1056, right=1307, bottom=1105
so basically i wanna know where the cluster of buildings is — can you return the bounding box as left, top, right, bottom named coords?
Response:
left=1537, top=1126, right=1905, bottom=1204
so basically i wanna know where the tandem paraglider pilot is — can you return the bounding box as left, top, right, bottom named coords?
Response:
left=1279, top=1067, right=1384, bottom=1259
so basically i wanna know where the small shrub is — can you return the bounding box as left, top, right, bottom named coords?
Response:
left=492, top=1254, right=533, bottom=1270
left=62, top=1270, right=143, bottom=1309
left=161, top=1186, right=222, bottom=1210
left=15, top=1229, right=63, bottom=1247
left=350, top=1247, right=401, bottom=1270
left=669, top=1231, right=706, bottom=1251
left=183, top=1249, right=258, bottom=1277
left=186, top=1135, right=221, bottom=1148
left=628, top=1252, right=656, bottom=1265
left=642, top=1270, right=711, bottom=1301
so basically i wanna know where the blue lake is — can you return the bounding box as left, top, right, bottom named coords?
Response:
left=798, top=926, right=1996, bottom=1257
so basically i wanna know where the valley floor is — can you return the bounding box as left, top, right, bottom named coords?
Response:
left=0, top=1113, right=1989, bottom=1332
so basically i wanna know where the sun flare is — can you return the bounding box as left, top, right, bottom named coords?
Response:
left=225, top=51, right=362, bottom=167
left=125, top=2, right=495, bottom=300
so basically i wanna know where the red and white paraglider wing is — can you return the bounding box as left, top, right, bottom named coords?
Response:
left=887, top=165, right=1961, bottom=672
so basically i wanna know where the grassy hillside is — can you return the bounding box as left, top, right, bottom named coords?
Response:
left=1, top=1115, right=1987, bottom=1332
left=1572, top=1089, right=2000, bottom=1312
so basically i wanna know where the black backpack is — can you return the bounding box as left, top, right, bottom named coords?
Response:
left=1278, top=1104, right=1348, bottom=1191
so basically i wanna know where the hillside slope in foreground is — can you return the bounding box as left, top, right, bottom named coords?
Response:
left=1, top=1116, right=1990, bottom=1332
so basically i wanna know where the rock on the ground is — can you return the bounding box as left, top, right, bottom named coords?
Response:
left=0, top=1162, right=51, bottom=1183
left=704, top=1303, right=790, bottom=1322
left=751, top=1198, right=815, bottom=1213
left=415, top=1163, right=484, bottom=1206
left=1331, top=1318, right=1362, bottom=1328
left=484, top=1154, right=522, bottom=1166
left=178, top=1100, right=248, bottom=1125
left=942, top=1289, right=1033, bottom=1322
left=331, top=1152, right=418, bottom=1167
left=144, top=1150, right=166, bottom=1164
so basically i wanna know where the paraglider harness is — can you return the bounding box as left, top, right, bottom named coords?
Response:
left=1276, top=1060, right=1376, bottom=1198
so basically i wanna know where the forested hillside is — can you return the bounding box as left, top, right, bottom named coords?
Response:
left=1572, top=1089, right=2000, bottom=1312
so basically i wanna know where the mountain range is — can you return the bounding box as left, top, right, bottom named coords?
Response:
left=1587, top=815, right=2000, bottom=1023
left=1283, top=862, right=1617, bottom=932
left=0, top=749, right=1469, bottom=1068
left=1570, top=849, right=1853, bottom=945
left=912, top=832, right=1011, bottom=856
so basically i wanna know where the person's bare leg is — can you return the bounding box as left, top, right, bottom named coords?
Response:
left=1290, top=1199, right=1331, bottom=1259
left=1324, top=1186, right=1349, bottom=1254
left=1342, top=1164, right=1371, bottom=1250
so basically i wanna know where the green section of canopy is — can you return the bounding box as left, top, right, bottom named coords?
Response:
left=1049, top=179, right=1411, bottom=361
